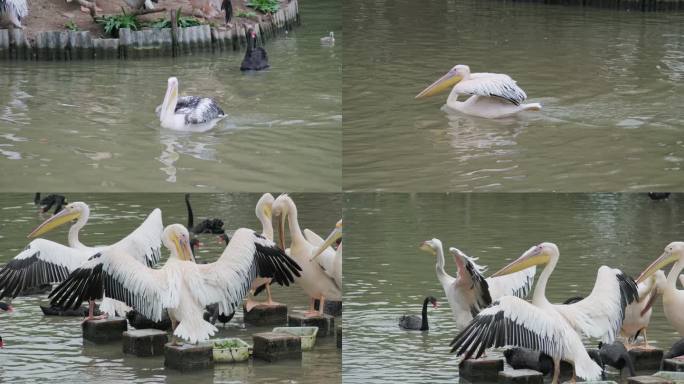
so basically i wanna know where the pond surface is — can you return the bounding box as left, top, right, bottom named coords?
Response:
left=342, top=0, right=684, bottom=191
left=0, top=0, right=341, bottom=192
left=0, top=193, right=341, bottom=383
left=343, top=193, right=684, bottom=383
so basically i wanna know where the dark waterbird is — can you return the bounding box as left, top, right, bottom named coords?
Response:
left=399, top=296, right=437, bottom=331
left=40, top=304, right=100, bottom=317
left=34, top=193, right=67, bottom=215
left=126, top=309, right=172, bottom=331
left=664, top=338, right=684, bottom=360
left=185, top=194, right=226, bottom=235
left=648, top=192, right=671, bottom=201
left=590, top=341, right=635, bottom=378
left=221, top=0, right=232, bottom=23
left=504, top=348, right=577, bottom=376
left=240, top=28, right=269, bottom=71
left=0, top=302, right=12, bottom=312
left=204, top=303, right=235, bottom=326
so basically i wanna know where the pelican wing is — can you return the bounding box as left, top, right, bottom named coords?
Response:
left=109, top=208, right=163, bottom=267
left=454, top=73, right=527, bottom=105
left=487, top=266, right=536, bottom=300
left=0, top=239, right=92, bottom=299
left=303, top=228, right=337, bottom=280
left=196, top=228, right=301, bottom=316
left=49, top=249, right=172, bottom=321
left=554, top=266, right=639, bottom=343
left=177, top=97, right=225, bottom=125
left=449, top=296, right=602, bottom=380
left=679, top=275, right=684, bottom=287
left=452, top=251, right=492, bottom=315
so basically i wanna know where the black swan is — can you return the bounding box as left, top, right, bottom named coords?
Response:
left=34, top=193, right=67, bottom=215
left=0, top=302, right=12, bottom=312
left=399, top=296, right=437, bottom=331
left=592, top=341, right=635, bottom=377
left=126, top=309, right=172, bottom=331
left=221, top=0, right=232, bottom=23
left=664, top=338, right=684, bottom=360
left=240, top=28, right=269, bottom=71
left=504, top=347, right=583, bottom=377
left=185, top=194, right=225, bottom=235
left=648, top=192, right=671, bottom=201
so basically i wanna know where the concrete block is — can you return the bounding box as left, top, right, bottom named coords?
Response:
left=662, top=358, right=684, bottom=372
left=123, top=329, right=168, bottom=357
left=288, top=311, right=334, bottom=337
left=252, top=332, right=301, bottom=362
left=82, top=317, right=127, bottom=343
left=498, top=369, right=544, bottom=384
left=627, top=376, right=673, bottom=384
left=164, top=342, right=213, bottom=371
left=336, top=325, right=341, bottom=349
left=458, top=357, right=504, bottom=383
left=314, top=299, right=342, bottom=317
left=629, top=348, right=664, bottom=372
left=243, top=303, right=288, bottom=326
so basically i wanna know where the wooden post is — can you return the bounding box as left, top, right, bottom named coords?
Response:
left=170, top=9, right=179, bottom=57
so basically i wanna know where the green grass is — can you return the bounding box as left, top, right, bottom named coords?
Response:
left=95, top=10, right=140, bottom=37
left=214, top=340, right=242, bottom=349
left=64, top=21, right=80, bottom=31
left=148, top=13, right=203, bottom=29
left=236, top=10, right=258, bottom=18
left=246, top=0, right=280, bottom=14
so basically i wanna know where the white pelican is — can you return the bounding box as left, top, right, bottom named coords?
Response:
left=0, top=202, right=162, bottom=319
left=273, top=194, right=342, bottom=316
left=49, top=224, right=301, bottom=344
left=0, top=0, right=28, bottom=29
left=245, top=193, right=280, bottom=311
left=415, top=64, right=541, bottom=119
left=309, top=219, right=342, bottom=291
left=320, top=32, right=335, bottom=46
left=621, top=270, right=665, bottom=349
left=636, top=242, right=684, bottom=336
left=418, top=239, right=535, bottom=329
left=450, top=243, right=639, bottom=383
left=156, top=77, right=226, bottom=131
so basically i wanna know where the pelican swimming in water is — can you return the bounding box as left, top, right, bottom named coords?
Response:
left=0, top=0, right=28, bottom=29
left=416, top=65, right=541, bottom=119
left=418, top=239, right=535, bottom=329
left=49, top=224, right=301, bottom=344
left=320, top=32, right=335, bottom=46
left=157, top=77, right=225, bottom=131
left=450, top=243, right=639, bottom=383
left=0, top=202, right=162, bottom=319
left=636, top=242, right=684, bottom=337
left=274, top=194, right=342, bottom=316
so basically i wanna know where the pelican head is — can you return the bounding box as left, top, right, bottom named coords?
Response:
left=415, top=64, right=470, bottom=99
left=161, top=77, right=179, bottom=119
left=273, top=194, right=295, bottom=250
left=419, top=238, right=442, bottom=256
left=256, top=193, right=275, bottom=221
left=491, top=242, right=557, bottom=277
left=163, top=224, right=194, bottom=262
left=28, top=202, right=88, bottom=239
left=636, top=242, right=684, bottom=284
left=312, top=219, right=342, bottom=261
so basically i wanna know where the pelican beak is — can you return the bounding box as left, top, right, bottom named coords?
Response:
left=28, top=209, right=80, bottom=239
left=415, top=70, right=462, bottom=99
left=311, top=221, right=342, bottom=262
left=277, top=213, right=286, bottom=250
left=492, top=245, right=548, bottom=277
left=264, top=205, right=272, bottom=220
left=636, top=250, right=678, bottom=284
left=419, top=241, right=436, bottom=255
left=175, top=235, right=194, bottom=262
left=641, top=288, right=659, bottom=317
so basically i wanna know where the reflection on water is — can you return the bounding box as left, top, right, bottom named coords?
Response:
left=0, top=193, right=342, bottom=383
left=0, top=0, right=341, bottom=192
left=343, top=0, right=684, bottom=191
left=343, top=193, right=684, bottom=383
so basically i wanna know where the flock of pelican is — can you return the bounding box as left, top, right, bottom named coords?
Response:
left=413, top=238, right=684, bottom=383
left=0, top=194, right=342, bottom=345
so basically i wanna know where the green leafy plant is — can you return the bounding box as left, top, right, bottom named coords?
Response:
left=235, top=10, right=258, bottom=18
left=214, top=340, right=242, bottom=349
left=148, top=13, right=202, bottom=29
left=65, top=21, right=80, bottom=31
left=246, top=0, right=280, bottom=14
left=96, top=10, right=140, bottom=37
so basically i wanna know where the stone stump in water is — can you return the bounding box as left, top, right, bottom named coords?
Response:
left=314, top=299, right=342, bottom=317
left=123, top=329, right=168, bottom=357
left=243, top=303, right=288, bottom=326
left=288, top=311, right=335, bottom=337
left=498, top=369, right=544, bottom=384
left=663, top=358, right=684, bottom=372
left=458, top=357, right=504, bottom=383
left=82, top=317, right=127, bottom=343
left=252, top=332, right=302, bottom=362
left=629, top=348, right=664, bottom=372
left=164, top=343, right=214, bottom=371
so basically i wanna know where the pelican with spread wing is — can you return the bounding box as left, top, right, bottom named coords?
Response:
left=50, top=224, right=301, bottom=344
left=416, top=65, right=541, bottom=118
left=0, top=203, right=162, bottom=319
left=419, top=239, right=535, bottom=328
left=450, top=243, right=639, bottom=383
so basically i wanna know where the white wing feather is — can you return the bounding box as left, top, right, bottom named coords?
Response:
left=108, top=208, right=163, bottom=267
left=487, top=266, right=536, bottom=300
left=454, top=73, right=527, bottom=105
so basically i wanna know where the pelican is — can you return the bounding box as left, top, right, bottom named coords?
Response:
left=245, top=193, right=281, bottom=311
left=320, top=32, right=335, bottom=46
left=274, top=194, right=342, bottom=316
left=0, top=0, right=28, bottom=29
left=450, top=243, right=639, bottom=383
left=0, top=202, right=162, bottom=319
left=418, top=239, right=535, bottom=329
left=636, top=242, right=684, bottom=336
left=310, top=219, right=342, bottom=290
left=156, top=77, right=225, bottom=131
left=49, top=224, right=301, bottom=344
left=415, top=64, right=541, bottom=119
left=621, top=270, right=665, bottom=349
